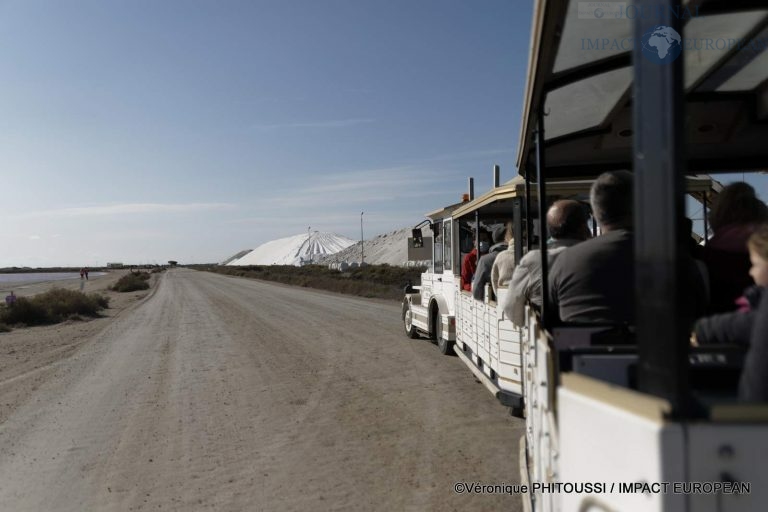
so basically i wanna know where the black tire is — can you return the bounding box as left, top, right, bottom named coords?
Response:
left=435, top=309, right=454, bottom=355
left=403, top=302, right=419, bottom=339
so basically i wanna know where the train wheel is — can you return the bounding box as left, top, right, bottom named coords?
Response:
left=436, top=311, right=453, bottom=355
left=403, top=302, right=419, bottom=339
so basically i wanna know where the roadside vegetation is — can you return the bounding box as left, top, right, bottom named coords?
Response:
left=0, top=288, right=109, bottom=329
left=111, top=272, right=152, bottom=292
left=193, top=264, right=426, bottom=300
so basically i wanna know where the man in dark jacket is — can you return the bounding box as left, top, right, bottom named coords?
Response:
left=472, top=226, right=507, bottom=301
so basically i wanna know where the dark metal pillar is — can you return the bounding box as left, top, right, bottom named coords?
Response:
left=703, top=192, right=709, bottom=244
left=475, top=210, right=480, bottom=255
left=633, top=0, right=689, bottom=417
left=525, top=169, right=533, bottom=252
left=513, top=198, right=524, bottom=264
left=535, top=110, right=549, bottom=328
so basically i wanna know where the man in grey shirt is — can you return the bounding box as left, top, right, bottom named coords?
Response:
left=502, top=200, right=590, bottom=326
left=548, top=171, right=634, bottom=324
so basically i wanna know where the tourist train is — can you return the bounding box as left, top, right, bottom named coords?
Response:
left=402, top=1, right=768, bottom=510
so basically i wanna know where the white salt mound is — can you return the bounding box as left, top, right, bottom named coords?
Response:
left=228, top=232, right=355, bottom=266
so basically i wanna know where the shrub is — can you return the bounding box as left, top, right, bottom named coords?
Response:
left=0, top=288, right=109, bottom=326
left=93, top=294, right=110, bottom=309
left=111, top=273, right=151, bottom=292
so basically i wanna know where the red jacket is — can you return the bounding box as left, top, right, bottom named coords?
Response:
left=461, top=249, right=478, bottom=291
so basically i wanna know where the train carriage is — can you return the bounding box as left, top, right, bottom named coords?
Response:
left=403, top=0, right=768, bottom=510
left=515, top=0, right=768, bottom=511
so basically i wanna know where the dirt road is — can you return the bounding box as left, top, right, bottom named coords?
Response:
left=0, top=269, right=523, bottom=511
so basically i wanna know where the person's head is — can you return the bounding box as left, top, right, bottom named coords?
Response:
left=590, top=170, right=633, bottom=232
left=478, top=230, right=491, bottom=254
left=748, top=224, right=768, bottom=287
left=503, top=221, right=514, bottom=243
left=491, top=225, right=506, bottom=245
left=709, top=182, right=768, bottom=232
left=546, top=200, right=590, bottom=241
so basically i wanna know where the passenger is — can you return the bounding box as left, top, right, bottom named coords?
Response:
left=739, top=288, right=768, bottom=401
left=703, top=182, right=768, bottom=313
left=503, top=200, right=590, bottom=326
left=472, top=225, right=507, bottom=301
left=491, top=221, right=516, bottom=296
left=548, top=171, right=634, bottom=324
left=460, top=231, right=490, bottom=291
left=693, top=225, right=768, bottom=345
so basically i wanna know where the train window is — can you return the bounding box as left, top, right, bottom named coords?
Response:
left=433, top=226, right=443, bottom=274
left=443, top=220, right=452, bottom=271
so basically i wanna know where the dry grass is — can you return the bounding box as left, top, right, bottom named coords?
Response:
left=193, top=264, right=426, bottom=300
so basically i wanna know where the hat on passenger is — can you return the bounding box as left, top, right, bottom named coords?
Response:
left=492, top=226, right=506, bottom=244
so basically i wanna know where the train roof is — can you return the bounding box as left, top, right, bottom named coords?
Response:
left=449, top=175, right=715, bottom=219
left=424, top=201, right=467, bottom=221
left=516, top=0, right=768, bottom=179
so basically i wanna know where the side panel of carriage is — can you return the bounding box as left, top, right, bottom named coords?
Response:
left=524, top=318, right=768, bottom=512
left=453, top=288, right=525, bottom=400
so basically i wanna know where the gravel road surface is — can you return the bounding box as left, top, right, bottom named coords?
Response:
left=0, top=269, right=523, bottom=511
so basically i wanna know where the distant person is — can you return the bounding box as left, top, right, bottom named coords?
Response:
left=461, top=231, right=490, bottom=292
left=693, top=224, right=768, bottom=346
left=548, top=171, right=635, bottom=324
left=473, top=225, right=507, bottom=301
left=491, top=221, right=516, bottom=296
left=5, top=291, right=16, bottom=307
left=84, top=267, right=89, bottom=280
left=703, top=182, right=768, bottom=313
left=503, top=200, right=590, bottom=326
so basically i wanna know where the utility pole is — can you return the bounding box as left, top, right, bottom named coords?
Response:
left=307, top=226, right=311, bottom=265
left=360, top=211, right=364, bottom=265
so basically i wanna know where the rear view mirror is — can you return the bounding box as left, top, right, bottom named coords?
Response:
left=412, top=228, right=424, bottom=248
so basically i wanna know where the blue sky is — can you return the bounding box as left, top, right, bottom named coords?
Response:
left=0, top=0, right=527, bottom=266
left=0, top=1, right=765, bottom=266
